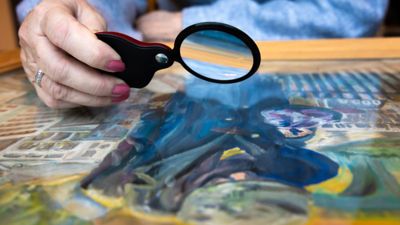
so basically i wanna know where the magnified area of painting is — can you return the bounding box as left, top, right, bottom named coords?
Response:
left=0, top=61, right=400, bottom=225
left=180, top=30, right=254, bottom=80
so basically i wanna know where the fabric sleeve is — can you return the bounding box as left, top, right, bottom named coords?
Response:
left=15, top=0, right=41, bottom=22
left=182, top=0, right=389, bottom=40
left=16, top=0, right=146, bottom=39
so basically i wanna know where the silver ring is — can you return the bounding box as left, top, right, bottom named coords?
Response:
left=34, top=69, right=45, bottom=87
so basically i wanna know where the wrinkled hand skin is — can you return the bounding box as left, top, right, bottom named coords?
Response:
left=19, top=0, right=130, bottom=109
left=136, top=10, right=182, bottom=42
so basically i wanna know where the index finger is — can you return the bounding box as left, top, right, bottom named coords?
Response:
left=41, top=7, right=124, bottom=72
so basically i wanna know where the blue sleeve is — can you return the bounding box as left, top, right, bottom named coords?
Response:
left=182, top=0, right=389, bottom=40
left=16, top=0, right=147, bottom=39
left=15, top=0, right=41, bottom=22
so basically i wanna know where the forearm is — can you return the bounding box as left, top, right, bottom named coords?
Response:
left=182, top=0, right=389, bottom=40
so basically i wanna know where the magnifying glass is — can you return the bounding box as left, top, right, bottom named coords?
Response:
left=96, top=22, right=261, bottom=88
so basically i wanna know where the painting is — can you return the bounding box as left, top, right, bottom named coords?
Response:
left=0, top=61, right=399, bottom=225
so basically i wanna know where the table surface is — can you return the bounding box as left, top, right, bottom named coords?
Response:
left=0, top=38, right=400, bottom=225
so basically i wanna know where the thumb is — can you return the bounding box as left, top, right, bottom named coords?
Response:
left=75, top=1, right=107, bottom=32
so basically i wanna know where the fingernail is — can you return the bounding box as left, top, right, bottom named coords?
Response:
left=112, top=83, right=130, bottom=96
left=112, top=93, right=130, bottom=103
left=112, top=84, right=130, bottom=103
left=106, top=60, right=126, bottom=72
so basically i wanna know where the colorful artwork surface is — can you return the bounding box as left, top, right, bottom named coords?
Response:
left=0, top=61, right=400, bottom=225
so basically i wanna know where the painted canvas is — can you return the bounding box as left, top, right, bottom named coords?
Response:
left=0, top=60, right=399, bottom=225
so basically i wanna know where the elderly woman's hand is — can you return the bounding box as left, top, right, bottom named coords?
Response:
left=136, top=10, right=182, bottom=42
left=18, top=0, right=130, bottom=109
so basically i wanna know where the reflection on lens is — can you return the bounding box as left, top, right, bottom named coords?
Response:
left=180, top=30, right=253, bottom=81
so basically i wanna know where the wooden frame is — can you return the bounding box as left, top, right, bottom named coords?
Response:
left=1, top=38, right=400, bottom=74
left=0, top=0, right=18, bottom=51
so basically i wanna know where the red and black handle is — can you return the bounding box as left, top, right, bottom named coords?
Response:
left=96, top=32, right=174, bottom=88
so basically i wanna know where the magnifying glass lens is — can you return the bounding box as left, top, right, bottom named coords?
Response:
left=180, top=30, right=254, bottom=81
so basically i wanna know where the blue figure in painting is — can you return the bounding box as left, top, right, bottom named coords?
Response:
left=81, top=75, right=341, bottom=213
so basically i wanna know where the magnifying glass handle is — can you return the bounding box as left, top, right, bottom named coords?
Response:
left=96, top=32, right=174, bottom=88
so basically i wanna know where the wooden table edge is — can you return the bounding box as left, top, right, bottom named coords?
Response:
left=257, top=37, right=400, bottom=60
left=1, top=38, right=399, bottom=75
left=0, top=49, right=21, bottom=74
